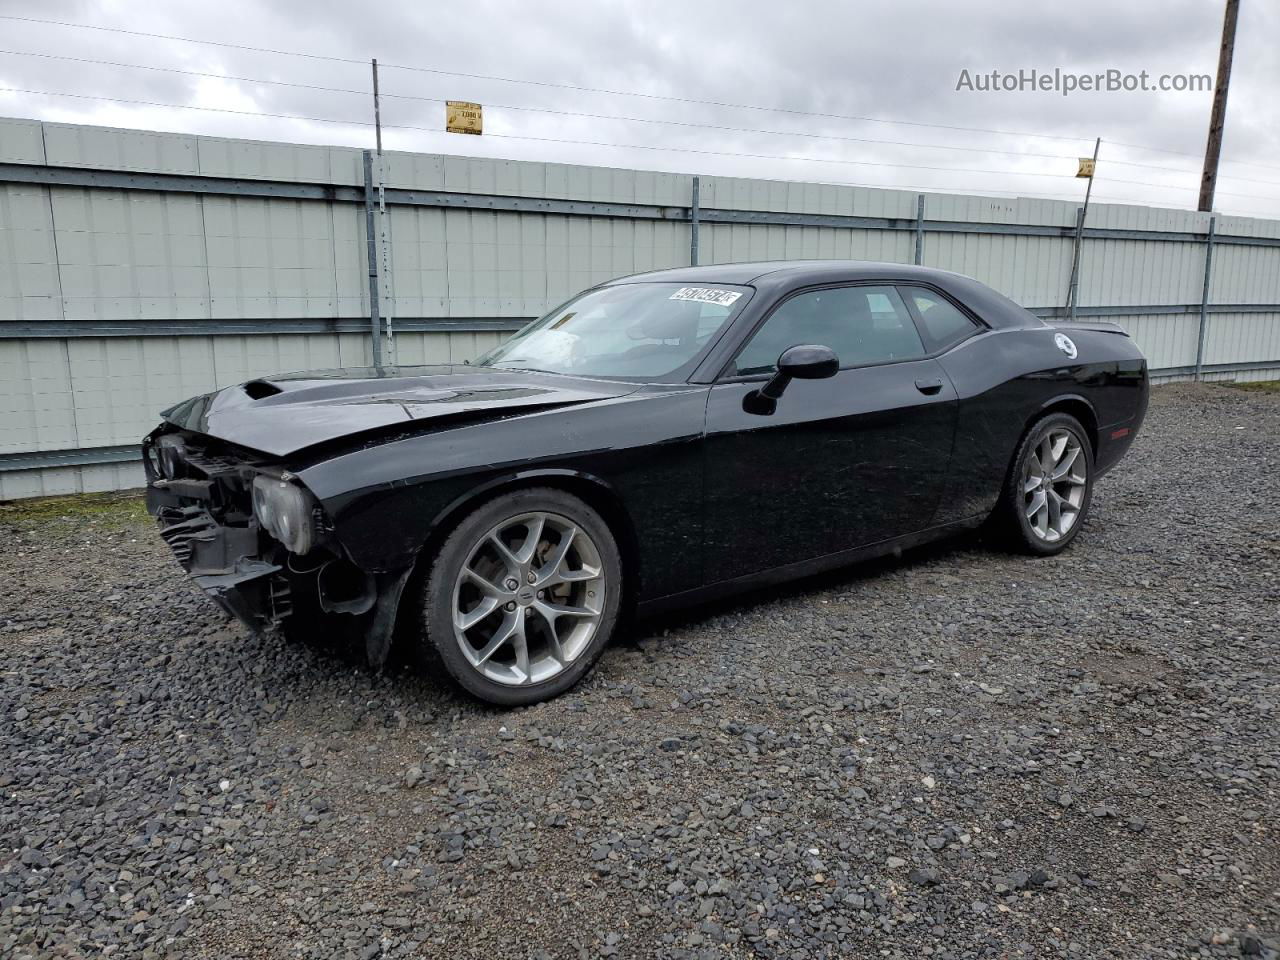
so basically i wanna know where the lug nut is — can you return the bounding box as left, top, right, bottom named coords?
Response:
left=505, top=601, right=516, bottom=612
left=536, top=590, right=545, bottom=600
left=527, top=571, right=536, bottom=584
left=505, top=578, right=518, bottom=590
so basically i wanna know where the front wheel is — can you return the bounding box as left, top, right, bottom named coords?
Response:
left=994, top=412, right=1094, bottom=556
left=419, top=487, right=623, bottom=706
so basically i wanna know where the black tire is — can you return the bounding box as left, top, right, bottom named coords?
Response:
left=418, top=487, right=623, bottom=706
left=993, top=412, right=1094, bottom=556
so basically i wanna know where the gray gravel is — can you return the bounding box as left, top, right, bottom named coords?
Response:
left=2, top=381, right=1277, bottom=960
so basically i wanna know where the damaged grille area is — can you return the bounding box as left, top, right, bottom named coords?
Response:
left=145, top=432, right=289, bottom=631
left=144, top=429, right=375, bottom=639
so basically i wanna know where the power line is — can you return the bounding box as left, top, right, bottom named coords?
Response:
left=0, top=83, right=1087, bottom=181
left=1100, top=174, right=1280, bottom=202
left=1107, top=137, right=1280, bottom=176
left=9, top=45, right=1280, bottom=192
left=0, top=14, right=364, bottom=65
left=396, top=96, right=1085, bottom=163
left=0, top=13, right=1097, bottom=145
left=0, top=94, right=1207, bottom=207
left=0, top=49, right=370, bottom=96
left=9, top=12, right=1277, bottom=183
left=378, top=64, right=1095, bottom=145
left=13, top=82, right=1272, bottom=207
left=0, top=87, right=375, bottom=127
left=0, top=47, right=1075, bottom=162
left=1079, top=155, right=1280, bottom=189
left=11, top=81, right=1280, bottom=207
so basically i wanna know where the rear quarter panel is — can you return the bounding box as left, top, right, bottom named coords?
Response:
left=934, top=326, right=1148, bottom=524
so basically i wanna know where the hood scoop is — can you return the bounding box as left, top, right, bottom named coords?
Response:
left=243, top=379, right=284, bottom=399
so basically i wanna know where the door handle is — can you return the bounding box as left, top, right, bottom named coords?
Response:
left=914, top=378, right=944, bottom=395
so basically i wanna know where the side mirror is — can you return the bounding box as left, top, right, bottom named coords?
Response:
left=743, top=344, right=839, bottom=415
left=758, top=344, right=839, bottom=401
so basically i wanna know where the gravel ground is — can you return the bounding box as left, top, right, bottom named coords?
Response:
left=2, top=381, right=1277, bottom=960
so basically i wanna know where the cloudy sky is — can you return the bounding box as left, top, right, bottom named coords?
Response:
left=1, top=0, right=1277, bottom=217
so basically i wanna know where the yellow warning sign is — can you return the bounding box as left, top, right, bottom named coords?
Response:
left=446, top=101, right=483, bottom=135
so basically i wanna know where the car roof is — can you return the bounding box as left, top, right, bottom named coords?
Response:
left=604, top=260, right=1043, bottom=331
left=605, top=260, right=971, bottom=286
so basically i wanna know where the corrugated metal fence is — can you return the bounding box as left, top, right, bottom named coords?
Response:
left=2, top=116, right=1279, bottom=498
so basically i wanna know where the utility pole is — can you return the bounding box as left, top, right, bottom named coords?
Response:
left=368, top=58, right=393, bottom=366
left=1198, top=0, right=1239, bottom=212
left=1065, top=137, right=1101, bottom=322
left=371, top=58, right=383, bottom=155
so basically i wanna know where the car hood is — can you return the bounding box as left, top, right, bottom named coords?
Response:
left=161, top=365, right=643, bottom=457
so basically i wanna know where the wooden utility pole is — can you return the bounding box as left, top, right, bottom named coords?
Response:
left=1198, top=0, right=1239, bottom=212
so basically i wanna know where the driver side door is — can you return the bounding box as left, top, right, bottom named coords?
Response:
left=701, top=283, right=959, bottom=584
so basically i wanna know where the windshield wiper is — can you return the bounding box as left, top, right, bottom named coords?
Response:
left=480, top=360, right=563, bottom=375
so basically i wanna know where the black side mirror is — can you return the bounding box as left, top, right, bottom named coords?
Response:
left=759, top=344, right=839, bottom=400
left=744, top=344, right=839, bottom=415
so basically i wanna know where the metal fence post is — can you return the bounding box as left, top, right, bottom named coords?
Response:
left=913, top=194, right=925, bottom=265
left=689, top=175, right=700, bottom=266
left=1194, top=215, right=1217, bottom=381
left=362, top=149, right=383, bottom=367
left=1065, top=206, right=1086, bottom=322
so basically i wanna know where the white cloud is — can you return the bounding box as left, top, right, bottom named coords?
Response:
left=0, top=0, right=1277, bottom=216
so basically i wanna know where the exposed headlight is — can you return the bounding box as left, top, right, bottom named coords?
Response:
left=252, top=474, right=317, bottom=555
left=154, top=435, right=187, bottom=480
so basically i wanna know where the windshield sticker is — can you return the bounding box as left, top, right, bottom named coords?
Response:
left=669, top=287, right=742, bottom=307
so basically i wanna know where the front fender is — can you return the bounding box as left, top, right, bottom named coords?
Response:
left=296, top=387, right=709, bottom=602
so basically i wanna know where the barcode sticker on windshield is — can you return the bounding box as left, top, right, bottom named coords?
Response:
left=669, top=287, right=742, bottom=306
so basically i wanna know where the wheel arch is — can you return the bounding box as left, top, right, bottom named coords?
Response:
left=1034, top=393, right=1099, bottom=456
left=396, top=468, right=641, bottom=637
left=994, top=393, right=1099, bottom=509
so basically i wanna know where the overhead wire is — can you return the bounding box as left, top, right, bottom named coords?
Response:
left=0, top=14, right=1100, bottom=144
left=10, top=85, right=1276, bottom=208
left=0, top=86, right=376, bottom=127
left=6, top=14, right=1279, bottom=182
left=3, top=16, right=1277, bottom=209
left=0, top=14, right=365, bottom=65
left=4, top=42, right=1278, bottom=193
left=0, top=48, right=371, bottom=96
left=0, top=84, right=1114, bottom=182
left=0, top=47, right=1097, bottom=165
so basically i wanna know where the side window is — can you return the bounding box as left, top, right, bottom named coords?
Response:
left=732, top=285, right=924, bottom=376
left=902, top=286, right=981, bottom=353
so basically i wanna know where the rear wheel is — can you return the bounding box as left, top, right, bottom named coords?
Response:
left=995, top=412, right=1093, bottom=556
left=419, top=487, right=622, bottom=706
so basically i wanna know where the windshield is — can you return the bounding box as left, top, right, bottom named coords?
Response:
left=473, top=282, right=752, bottom=381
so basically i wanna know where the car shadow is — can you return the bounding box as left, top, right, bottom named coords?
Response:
left=616, top=527, right=998, bottom=644
left=275, top=526, right=1002, bottom=710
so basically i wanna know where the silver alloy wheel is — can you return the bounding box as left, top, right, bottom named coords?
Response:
left=1022, top=428, right=1088, bottom=542
left=451, top=511, right=606, bottom=686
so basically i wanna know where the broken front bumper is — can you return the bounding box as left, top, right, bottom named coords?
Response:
left=143, top=430, right=412, bottom=667
left=147, top=490, right=291, bottom=632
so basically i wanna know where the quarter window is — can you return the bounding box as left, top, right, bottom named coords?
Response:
left=902, top=286, right=981, bottom=353
left=732, top=285, right=925, bottom=376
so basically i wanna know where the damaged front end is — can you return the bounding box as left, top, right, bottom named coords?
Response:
left=142, top=428, right=411, bottom=666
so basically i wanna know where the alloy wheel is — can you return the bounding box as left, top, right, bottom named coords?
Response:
left=1022, top=428, right=1088, bottom=542
left=451, top=511, right=606, bottom=686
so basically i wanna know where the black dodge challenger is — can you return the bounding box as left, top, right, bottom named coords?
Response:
left=144, top=261, right=1148, bottom=705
